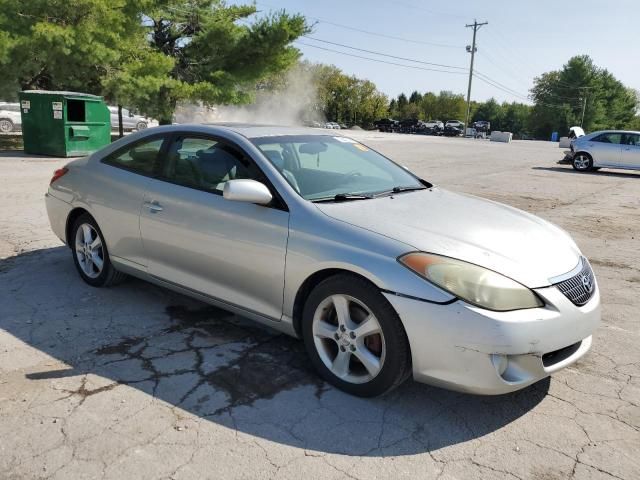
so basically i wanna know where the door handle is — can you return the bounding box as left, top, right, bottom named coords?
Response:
left=144, top=201, right=163, bottom=213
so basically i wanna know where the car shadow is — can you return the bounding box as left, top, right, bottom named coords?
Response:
left=534, top=166, right=640, bottom=178
left=1, top=246, right=549, bottom=456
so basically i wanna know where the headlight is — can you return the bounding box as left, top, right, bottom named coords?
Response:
left=398, top=253, right=543, bottom=311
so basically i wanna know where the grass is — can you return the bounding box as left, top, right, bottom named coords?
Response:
left=0, top=135, right=24, bottom=151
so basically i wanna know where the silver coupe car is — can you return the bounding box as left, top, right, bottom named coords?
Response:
left=45, top=124, right=600, bottom=397
left=571, top=130, right=640, bottom=172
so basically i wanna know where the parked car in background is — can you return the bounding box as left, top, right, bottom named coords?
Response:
left=473, top=120, right=491, bottom=137
left=45, top=124, right=600, bottom=397
left=0, top=102, right=21, bottom=133
left=108, top=106, right=157, bottom=131
left=445, top=120, right=464, bottom=130
left=374, top=118, right=399, bottom=133
left=571, top=130, right=640, bottom=172
left=443, top=122, right=464, bottom=137
left=399, top=118, right=421, bottom=134
left=423, top=120, right=444, bottom=135
left=324, top=122, right=341, bottom=129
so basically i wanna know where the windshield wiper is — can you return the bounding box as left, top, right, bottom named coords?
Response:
left=374, top=185, right=427, bottom=197
left=312, top=193, right=374, bottom=203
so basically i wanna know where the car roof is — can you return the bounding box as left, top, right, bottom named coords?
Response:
left=201, top=122, right=341, bottom=139
left=585, top=130, right=640, bottom=136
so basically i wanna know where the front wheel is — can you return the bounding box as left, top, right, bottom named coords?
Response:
left=136, top=121, right=147, bottom=130
left=572, top=153, right=593, bottom=171
left=302, top=274, right=411, bottom=397
left=0, top=118, right=14, bottom=133
left=71, top=213, right=126, bottom=287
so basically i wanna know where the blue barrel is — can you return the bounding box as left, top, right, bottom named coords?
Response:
left=551, top=131, right=559, bottom=142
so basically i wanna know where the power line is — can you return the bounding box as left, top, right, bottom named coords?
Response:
left=295, top=41, right=468, bottom=75
left=310, top=19, right=462, bottom=48
left=302, top=36, right=467, bottom=70
left=473, top=73, right=583, bottom=108
left=474, top=70, right=530, bottom=99
left=475, top=50, right=533, bottom=88
left=255, top=1, right=464, bottom=48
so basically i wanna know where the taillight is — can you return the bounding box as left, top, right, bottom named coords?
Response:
left=50, top=167, right=69, bottom=185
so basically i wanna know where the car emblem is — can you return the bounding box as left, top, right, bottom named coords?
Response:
left=581, top=274, right=593, bottom=294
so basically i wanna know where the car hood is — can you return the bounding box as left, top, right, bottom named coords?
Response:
left=315, top=188, right=581, bottom=288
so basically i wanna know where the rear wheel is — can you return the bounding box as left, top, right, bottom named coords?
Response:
left=302, top=274, right=411, bottom=397
left=0, top=118, right=14, bottom=133
left=572, top=153, right=593, bottom=171
left=71, top=213, right=126, bottom=287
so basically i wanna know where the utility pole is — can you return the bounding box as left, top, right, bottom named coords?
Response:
left=580, top=93, right=587, bottom=128
left=464, top=20, right=488, bottom=135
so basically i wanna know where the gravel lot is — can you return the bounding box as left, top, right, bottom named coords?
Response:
left=1, top=133, right=639, bottom=479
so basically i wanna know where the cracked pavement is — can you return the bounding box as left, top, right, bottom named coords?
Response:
left=0, top=134, right=639, bottom=479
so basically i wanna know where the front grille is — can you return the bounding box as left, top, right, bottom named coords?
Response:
left=554, top=259, right=595, bottom=306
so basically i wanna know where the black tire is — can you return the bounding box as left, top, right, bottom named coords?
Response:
left=136, top=121, right=147, bottom=130
left=572, top=152, right=593, bottom=172
left=71, top=213, right=127, bottom=287
left=0, top=118, right=14, bottom=133
left=302, top=274, right=412, bottom=397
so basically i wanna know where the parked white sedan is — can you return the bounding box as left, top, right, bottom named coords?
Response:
left=0, top=102, right=21, bottom=133
left=108, top=106, right=158, bottom=131
left=45, top=124, right=600, bottom=397
left=572, top=130, right=640, bottom=172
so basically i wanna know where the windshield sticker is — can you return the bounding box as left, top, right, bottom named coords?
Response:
left=333, top=136, right=356, bottom=143
left=353, top=143, right=369, bottom=152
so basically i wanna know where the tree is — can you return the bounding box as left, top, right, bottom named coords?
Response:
left=310, top=62, right=387, bottom=127
left=473, top=97, right=503, bottom=127
left=530, top=55, right=638, bottom=138
left=135, top=1, right=309, bottom=123
left=0, top=0, right=309, bottom=124
left=408, top=90, right=422, bottom=104
left=501, top=102, right=532, bottom=137
left=0, top=0, right=147, bottom=98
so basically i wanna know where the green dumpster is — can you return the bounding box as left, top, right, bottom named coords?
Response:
left=19, top=90, right=110, bottom=157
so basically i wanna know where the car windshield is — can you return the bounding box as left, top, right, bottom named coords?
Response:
left=252, top=135, right=425, bottom=201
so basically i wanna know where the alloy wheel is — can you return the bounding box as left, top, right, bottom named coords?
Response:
left=574, top=154, right=590, bottom=171
left=74, top=223, right=104, bottom=279
left=0, top=119, right=13, bottom=133
left=312, top=294, right=386, bottom=384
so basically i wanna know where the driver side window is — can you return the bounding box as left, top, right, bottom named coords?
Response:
left=164, top=136, right=260, bottom=194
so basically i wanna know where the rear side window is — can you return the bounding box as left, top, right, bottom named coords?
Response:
left=103, top=137, right=165, bottom=176
left=164, top=136, right=260, bottom=194
left=592, top=133, right=622, bottom=144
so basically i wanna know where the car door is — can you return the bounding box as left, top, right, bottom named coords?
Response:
left=139, top=134, right=290, bottom=320
left=589, top=133, right=622, bottom=165
left=621, top=133, right=640, bottom=168
left=93, top=134, right=169, bottom=266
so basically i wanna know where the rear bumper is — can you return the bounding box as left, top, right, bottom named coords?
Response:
left=384, top=283, right=600, bottom=395
left=45, top=192, right=72, bottom=245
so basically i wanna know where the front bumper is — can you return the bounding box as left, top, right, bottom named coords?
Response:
left=384, top=283, right=600, bottom=395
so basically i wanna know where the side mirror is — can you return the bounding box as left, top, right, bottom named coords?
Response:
left=223, top=179, right=273, bottom=205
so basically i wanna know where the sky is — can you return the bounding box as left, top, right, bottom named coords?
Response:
left=230, top=0, right=640, bottom=105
